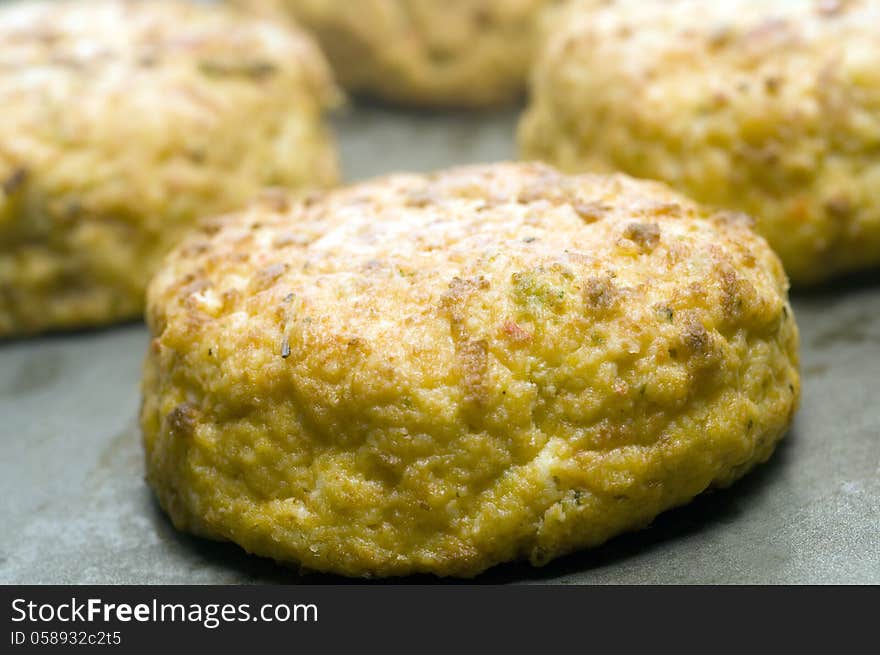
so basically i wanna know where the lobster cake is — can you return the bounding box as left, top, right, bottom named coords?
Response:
left=520, top=0, right=880, bottom=284
left=0, top=0, right=338, bottom=336
left=142, top=162, right=800, bottom=577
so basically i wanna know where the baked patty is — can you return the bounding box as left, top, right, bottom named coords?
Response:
left=233, top=0, right=556, bottom=107
left=0, top=0, right=338, bottom=336
left=143, top=162, right=800, bottom=577
left=520, top=0, right=880, bottom=284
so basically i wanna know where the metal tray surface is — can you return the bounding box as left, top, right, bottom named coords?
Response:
left=1, top=106, right=878, bottom=584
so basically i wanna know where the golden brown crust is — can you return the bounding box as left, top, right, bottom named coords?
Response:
left=520, top=0, right=880, bottom=284
left=143, top=162, right=799, bottom=577
left=0, top=0, right=339, bottom=336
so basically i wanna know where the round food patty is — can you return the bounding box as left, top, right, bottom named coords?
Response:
left=519, top=0, right=880, bottom=285
left=142, top=162, right=800, bottom=578
left=0, top=0, right=338, bottom=336
left=232, top=0, right=557, bottom=107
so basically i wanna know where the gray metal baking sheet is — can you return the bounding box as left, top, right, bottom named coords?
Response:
left=1, top=106, right=878, bottom=584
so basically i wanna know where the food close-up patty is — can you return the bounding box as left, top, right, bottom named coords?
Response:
left=232, top=0, right=557, bottom=107
left=0, top=0, right=338, bottom=337
left=520, top=0, right=880, bottom=285
left=142, top=162, right=800, bottom=578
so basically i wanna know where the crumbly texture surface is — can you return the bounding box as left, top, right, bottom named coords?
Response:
left=233, top=0, right=557, bottom=107
left=143, top=162, right=800, bottom=577
left=519, top=0, right=880, bottom=285
left=0, top=0, right=338, bottom=336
